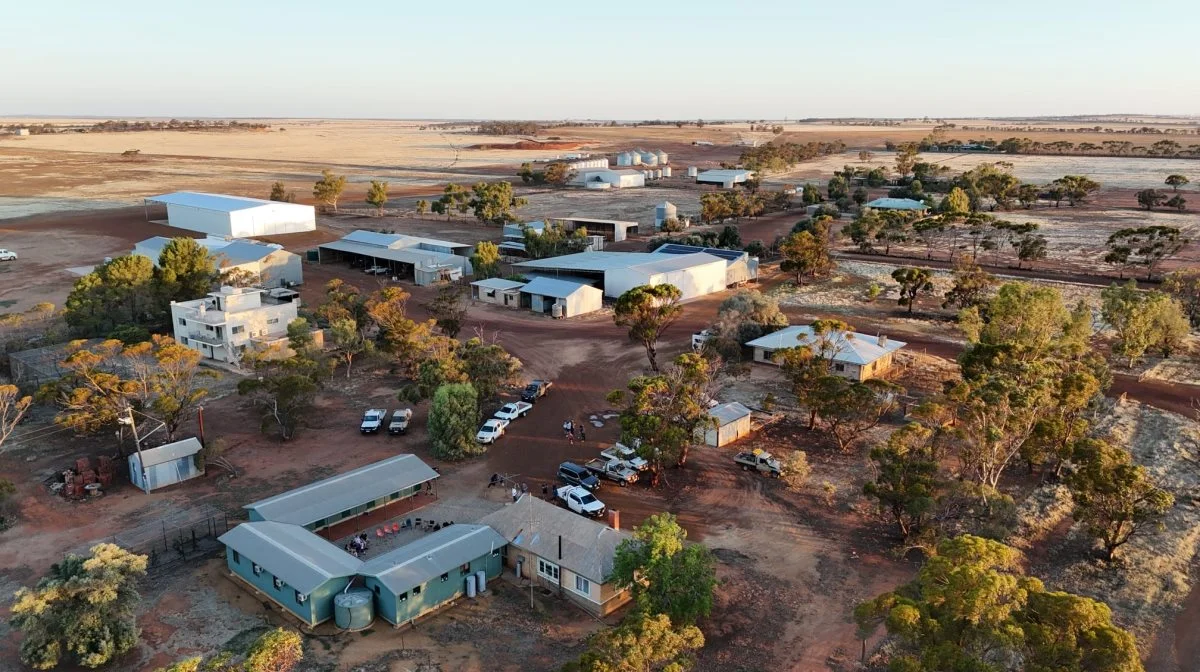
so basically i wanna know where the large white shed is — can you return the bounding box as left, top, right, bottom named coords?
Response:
left=145, top=192, right=316, bottom=238
left=520, top=277, right=603, bottom=317
left=603, top=253, right=727, bottom=301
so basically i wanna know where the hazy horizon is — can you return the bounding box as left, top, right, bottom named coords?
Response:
left=4, top=1, right=1198, bottom=119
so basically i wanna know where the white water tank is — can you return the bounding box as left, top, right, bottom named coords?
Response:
left=466, top=574, right=477, bottom=598
left=687, top=166, right=698, bottom=177
left=654, top=169, right=663, bottom=179
left=476, top=569, right=487, bottom=593
left=663, top=166, right=672, bottom=177
left=552, top=302, right=565, bottom=318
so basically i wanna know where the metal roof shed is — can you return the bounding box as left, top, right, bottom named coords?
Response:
left=128, top=437, right=204, bottom=492
left=245, top=454, right=439, bottom=529
left=704, top=402, right=753, bottom=447
left=864, top=198, right=929, bottom=211
left=520, top=277, right=603, bottom=317
left=144, top=192, right=315, bottom=237
left=603, top=252, right=727, bottom=301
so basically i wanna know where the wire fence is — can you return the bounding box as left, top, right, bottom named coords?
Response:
left=75, top=504, right=231, bottom=575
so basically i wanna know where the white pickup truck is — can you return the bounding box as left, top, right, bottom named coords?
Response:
left=476, top=418, right=509, bottom=444
left=584, top=458, right=639, bottom=486
left=494, top=401, right=532, bottom=422
left=601, top=443, right=649, bottom=472
left=360, top=408, right=387, bottom=434
left=556, top=485, right=606, bottom=518
left=388, top=409, right=413, bottom=435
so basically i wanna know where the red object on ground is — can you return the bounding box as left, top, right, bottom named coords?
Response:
left=376, top=528, right=384, bottom=538
left=391, top=523, right=400, bottom=533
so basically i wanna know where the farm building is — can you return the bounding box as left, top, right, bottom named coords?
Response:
left=219, top=521, right=362, bottom=627
left=480, top=495, right=633, bottom=617
left=654, top=201, right=678, bottom=229
left=696, top=169, right=754, bottom=188
left=653, top=243, right=758, bottom=286
left=470, top=278, right=524, bottom=308
left=244, top=454, right=439, bottom=535
left=170, top=286, right=299, bottom=364
left=128, top=437, right=204, bottom=493
left=133, top=235, right=302, bottom=288
left=864, top=198, right=929, bottom=212
left=546, top=216, right=638, bottom=242
left=144, top=192, right=316, bottom=237
left=520, top=277, right=604, bottom=317
left=359, top=524, right=507, bottom=627
left=570, top=168, right=645, bottom=190
left=515, top=251, right=728, bottom=301
left=704, top=402, right=753, bottom=447
left=745, top=326, right=906, bottom=380
left=316, top=230, right=472, bottom=285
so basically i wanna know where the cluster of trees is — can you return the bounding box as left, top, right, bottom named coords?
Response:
left=64, top=238, right=254, bottom=339
left=992, top=136, right=1200, bottom=157
left=83, top=119, right=269, bottom=133
left=737, top=140, right=846, bottom=173
left=564, top=514, right=716, bottom=671
left=36, top=335, right=215, bottom=450
left=779, top=217, right=834, bottom=285
left=431, top=182, right=527, bottom=225
left=1101, top=281, right=1191, bottom=367
left=855, top=535, right=1144, bottom=671
left=476, top=121, right=541, bottom=135
left=858, top=282, right=1174, bottom=565
left=846, top=209, right=1050, bottom=269
left=153, top=628, right=304, bottom=672
left=312, top=169, right=348, bottom=212
left=518, top=162, right=575, bottom=186
left=522, top=222, right=592, bottom=259
left=698, top=189, right=791, bottom=224
left=1104, top=225, right=1188, bottom=279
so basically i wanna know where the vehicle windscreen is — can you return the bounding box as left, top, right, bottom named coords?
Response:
left=579, top=493, right=596, bottom=505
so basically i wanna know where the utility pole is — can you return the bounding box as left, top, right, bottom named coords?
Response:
left=120, top=406, right=150, bottom=494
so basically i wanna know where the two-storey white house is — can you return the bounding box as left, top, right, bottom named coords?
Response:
left=170, top=286, right=299, bottom=363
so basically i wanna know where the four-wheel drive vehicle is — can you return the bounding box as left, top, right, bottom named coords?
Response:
left=493, top=401, right=532, bottom=422
left=556, top=485, right=606, bottom=518
left=360, top=408, right=388, bottom=434
left=520, top=379, right=553, bottom=403
left=691, top=329, right=712, bottom=351
left=388, top=408, right=413, bottom=435
left=476, top=418, right=509, bottom=444
left=364, top=265, right=389, bottom=275
left=557, top=461, right=601, bottom=491
left=600, top=443, right=649, bottom=472
left=734, top=449, right=781, bottom=476
left=584, top=458, right=639, bottom=486
left=0, top=249, right=17, bottom=262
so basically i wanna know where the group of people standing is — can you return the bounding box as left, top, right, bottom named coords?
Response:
left=562, top=419, right=586, bottom=444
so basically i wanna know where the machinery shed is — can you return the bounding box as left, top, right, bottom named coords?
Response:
left=145, top=192, right=315, bottom=237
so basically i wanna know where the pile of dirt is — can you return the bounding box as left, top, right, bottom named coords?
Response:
left=466, top=140, right=583, bottom=151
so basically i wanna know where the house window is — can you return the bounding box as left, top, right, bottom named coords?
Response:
left=232, top=325, right=244, bottom=335
left=834, top=363, right=846, bottom=372
left=537, top=559, right=560, bottom=583
left=440, top=572, right=449, bottom=582
left=574, top=575, right=591, bottom=596
left=341, top=509, right=353, bottom=519
left=389, top=492, right=400, bottom=501
left=181, top=337, right=188, bottom=345
left=485, top=289, right=496, bottom=298
left=273, top=577, right=285, bottom=590
left=178, top=317, right=186, bottom=326
left=231, top=550, right=240, bottom=564
left=252, top=563, right=263, bottom=576
left=205, top=324, right=214, bottom=332
left=413, top=585, right=422, bottom=595
left=267, top=318, right=279, bottom=325
left=460, top=563, right=471, bottom=576
left=295, top=591, right=307, bottom=604
left=398, top=591, right=408, bottom=602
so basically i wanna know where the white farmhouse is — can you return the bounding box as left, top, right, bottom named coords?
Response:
left=745, top=325, right=906, bottom=381
left=133, top=235, right=302, bottom=288
left=170, top=286, right=299, bottom=364
left=145, top=192, right=316, bottom=237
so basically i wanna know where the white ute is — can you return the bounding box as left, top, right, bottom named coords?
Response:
left=601, top=442, right=649, bottom=472
left=493, top=401, right=532, bottom=422
left=0, top=249, right=17, bottom=262
left=476, top=418, right=509, bottom=444
left=360, top=408, right=387, bottom=434
left=556, top=485, right=606, bottom=518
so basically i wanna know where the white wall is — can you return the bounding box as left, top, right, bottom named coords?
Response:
left=562, top=286, right=603, bottom=317
left=230, top=203, right=316, bottom=237
left=255, top=251, right=303, bottom=287
left=166, top=204, right=237, bottom=236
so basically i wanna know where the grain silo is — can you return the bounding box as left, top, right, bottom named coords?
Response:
left=687, top=166, right=698, bottom=178
left=655, top=201, right=678, bottom=229
left=655, top=149, right=669, bottom=165
left=663, top=166, right=673, bottom=177
left=616, top=152, right=633, bottom=166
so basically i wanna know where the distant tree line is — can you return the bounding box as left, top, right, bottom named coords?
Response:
left=905, top=134, right=1200, bottom=158
left=14, top=119, right=271, bottom=135
left=737, top=140, right=846, bottom=174
left=475, top=121, right=541, bottom=135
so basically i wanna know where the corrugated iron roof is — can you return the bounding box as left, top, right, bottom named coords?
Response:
left=245, top=454, right=439, bottom=527
left=626, top=252, right=725, bottom=275
left=709, top=402, right=752, bottom=425
left=359, top=524, right=507, bottom=596
left=218, top=521, right=361, bottom=594
left=519, top=276, right=598, bottom=299
left=145, top=192, right=306, bottom=213
left=745, top=326, right=907, bottom=365
left=132, top=437, right=203, bottom=468
left=864, top=198, right=928, bottom=210
left=471, top=278, right=526, bottom=292
left=479, top=495, right=630, bottom=583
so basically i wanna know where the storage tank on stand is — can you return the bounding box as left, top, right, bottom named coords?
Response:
left=654, top=169, right=663, bottom=179
left=663, top=166, right=673, bottom=178
left=687, top=166, right=698, bottom=178
left=333, top=590, right=375, bottom=631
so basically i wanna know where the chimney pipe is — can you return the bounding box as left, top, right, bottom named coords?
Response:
left=608, top=509, right=620, bottom=531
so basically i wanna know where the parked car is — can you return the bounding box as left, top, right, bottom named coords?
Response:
left=557, top=461, right=600, bottom=491
left=388, top=408, right=413, bottom=435
left=476, top=418, right=509, bottom=444
left=360, top=408, right=387, bottom=434
left=734, top=449, right=781, bottom=477
left=556, top=485, right=606, bottom=518
left=584, top=458, right=639, bottom=486
left=691, top=329, right=712, bottom=351
left=601, top=443, right=649, bottom=472
left=0, top=249, right=17, bottom=262
left=520, top=379, right=553, bottom=403
left=364, top=265, right=389, bottom=275
left=494, top=401, right=532, bottom=422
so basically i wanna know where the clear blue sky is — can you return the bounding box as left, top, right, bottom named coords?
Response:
left=3, top=0, right=1196, bottom=119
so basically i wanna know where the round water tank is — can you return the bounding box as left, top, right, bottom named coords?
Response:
left=552, top=303, right=565, bottom=318
left=654, top=169, right=663, bottom=179
left=333, top=590, right=375, bottom=631
left=476, top=569, right=487, bottom=593
left=687, top=166, right=698, bottom=177
left=663, top=166, right=673, bottom=177
left=466, top=574, right=477, bottom=599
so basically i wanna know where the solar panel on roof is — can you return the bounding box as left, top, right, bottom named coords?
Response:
left=653, top=244, right=746, bottom=262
